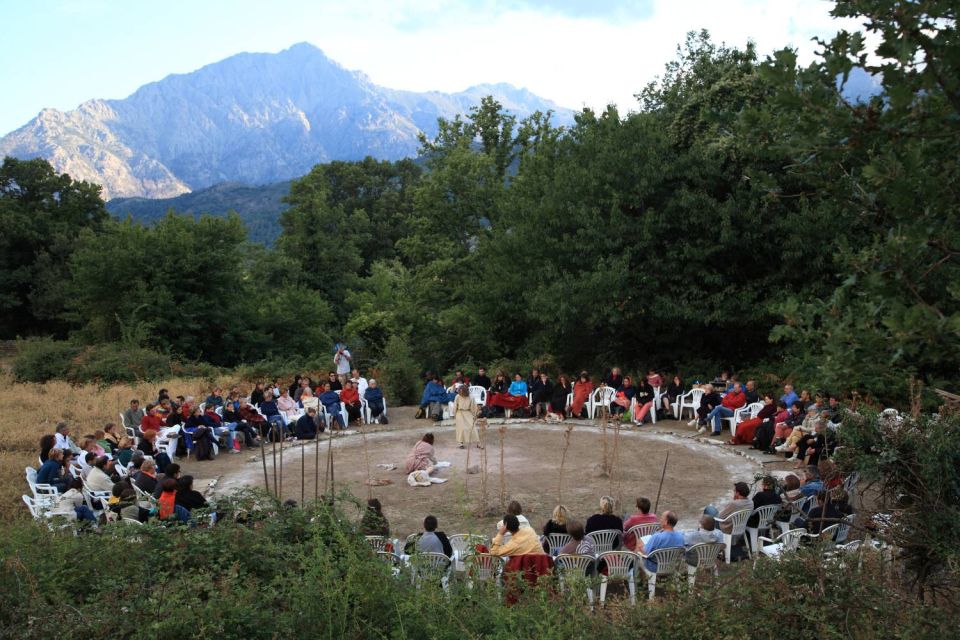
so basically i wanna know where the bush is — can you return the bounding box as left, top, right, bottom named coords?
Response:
left=376, top=334, right=421, bottom=405
left=0, top=490, right=954, bottom=639
left=12, top=338, right=81, bottom=382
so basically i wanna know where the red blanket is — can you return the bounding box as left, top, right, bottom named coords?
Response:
left=488, top=392, right=528, bottom=410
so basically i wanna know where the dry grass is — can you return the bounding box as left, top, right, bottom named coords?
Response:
left=0, top=372, right=236, bottom=521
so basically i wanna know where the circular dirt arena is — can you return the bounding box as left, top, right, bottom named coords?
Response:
left=213, top=416, right=761, bottom=538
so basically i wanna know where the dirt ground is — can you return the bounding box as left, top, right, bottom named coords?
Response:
left=188, top=408, right=763, bottom=539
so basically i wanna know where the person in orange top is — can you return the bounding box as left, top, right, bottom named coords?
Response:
left=570, top=371, right=593, bottom=419
left=702, top=382, right=747, bottom=436
left=157, top=478, right=190, bottom=523
left=340, top=380, right=362, bottom=425
left=140, top=403, right=165, bottom=433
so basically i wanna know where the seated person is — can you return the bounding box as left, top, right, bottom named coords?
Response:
left=530, top=372, right=553, bottom=418
left=570, top=372, right=593, bottom=419
left=646, top=369, right=663, bottom=390
left=623, top=496, right=659, bottom=549
left=557, top=520, right=595, bottom=556
left=611, top=376, right=635, bottom=416
left=223, top=402, right=262, bottom=447
left=364, top=379, right=388, bottom=424
left=508, top=373, right=528, bottom=400
left=491, top=514, right=544, bottom=557
left=409, top=515, right=452, bottom=557
left=318, top=382, right=347, bottom=430
left=681, top=514, right=723, bottom=547
left=326, top=371, right=343, bottom=392
left=115, top=437, right=135, bottom=468
left=295, top=407, right=322, bottom=439
left=780, top=384, right=799, bottom=409
left=258, top=391, right=288, bottom=436
left=250, top=382, right=266, bottom=407
left=704, top=482, right=753, bottom=534
left=550, top=375, right=572, bottom=419
left=747, top=475, right=783, bottom=527
left=185, top=406, right=230, bottom=455
left=140, top=404, right=165, bottom=434
left=340, top=380, right=363, bottom=425
left=690, top=384, right=721, bottom=428
left=603, top=367, right=624, bottom=390
left=404, top=433, right=437, bottom=474
left=37, top=448, right=74, bottom=493
left=796, top=491, right=843, bottom=535
left=585, top=495, right=624, bottom=547
left=497, top=500, right=533, bottom=532
left=632, top=377, right=656, bottom=424
left=794, top=419, right=830, bottom=468
left=153, top=463, right=182, bottom=498
left=418, top=376, right=451, bottom=420
left=702, top=382, right=746, bottom=435
left=134, top=459, right=159, bottom=495
left=205, top=388, right=224, bottom=408
left=123, top=400, right=146, bottom=437
left=473, top=367, right=492, bottom=391
left=542, top=504, right=569, bottom=536
left=744, top=380, right=760, bottom=405
left=636, top=511, right=684, bottom=571
left=86, top=456, right=116, bottom=492
left=360, top=498, right=390, bottom=537
left=95, top=429, right=113, bottom=455
left=798, top=466, right=824, bottom=498
left=661, top=375, right=684, bottom=419
left=350, top=368, right=369, bottom=398
left=276, top=388, right=299, bottom=423
left=486, top=373, right=529, bottom=415
left=728, top=394, right=777, bottom=446
left=157, top=478, right=190, bottom=524
left=174, top=475, right=208, bottom=513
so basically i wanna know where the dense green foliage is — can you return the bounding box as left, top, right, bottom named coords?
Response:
left=0, top=492, right=953, bottom=639
left=1, top=2, right=956, bottom=403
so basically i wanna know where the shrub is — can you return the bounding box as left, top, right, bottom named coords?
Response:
left=376, top=334, right=421, bottom=405
left=12, top=338, right=80, bottom=382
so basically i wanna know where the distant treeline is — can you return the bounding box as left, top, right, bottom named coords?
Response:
left=2, top=13, right=957, bottom=406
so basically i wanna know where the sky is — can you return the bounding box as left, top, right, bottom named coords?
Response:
left=0, top=0, right=867, bottom=135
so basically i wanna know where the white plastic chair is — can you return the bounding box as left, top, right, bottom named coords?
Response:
left=685, top=542, right=725, bottom=587
left=598, top=551, right=638, bottom=605
left=725, top=401, right=764, bottom=437
left=409, top=552, right=452, bottom=591
left=587, top=387, right=618, bottom=419
left=365, top=535, right=388, bottom=551
left=468, top=386, right=487, bottom=407
left=638, top=546, right=685, bottom=600
left=746, top=504, right=782, bottom=554
left=759, top=528, right=808, bottom=560
left=464, top=553, right=504, bottom=589
left=714, top=508, right=752, bottom=563
left=449, top=533, right=488, bottom=570
left=626, top=522, right=661, bottom=549
left=587, top=529, right=621, bottom=554
left=673, top=388, right=704, bottom=420
left=555, top=554, right=596, bottom=606
left=546, top=533, right=572, bottom=556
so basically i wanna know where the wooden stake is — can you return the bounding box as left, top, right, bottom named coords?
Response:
left=654, top=452, right=670, bottom=514
left=271, top=427, right=278, bottom=498
left=259, top=429, right=269, bottom=494
left=278, top=430, right=284, bottom=499
left=300, top=434, right=305, bottom=505
left=498, top=425, right=507, bottom=511
left=314, top=425, right=320, bottom=503
left=558, top=423, right=573, bottom=505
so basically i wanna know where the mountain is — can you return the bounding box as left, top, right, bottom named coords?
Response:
left=108, top=180, right=292, bottom=245
left=0, top=43, right=575, bottom=200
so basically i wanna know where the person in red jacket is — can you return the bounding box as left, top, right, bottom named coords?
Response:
left=701, top=382, right=746, bottom=436
left=340, top=380, right=363, bottom=426
left=140, top=403, right=165, bottom=433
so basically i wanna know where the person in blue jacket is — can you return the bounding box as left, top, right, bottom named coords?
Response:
left=319, top=382, right=347, bottom=430
left=364, top=379, right=388, bottom=424
left=419, top=375, right=455, bottom=420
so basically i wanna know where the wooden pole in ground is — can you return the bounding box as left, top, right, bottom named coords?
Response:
left=301, top=436, right=305, bottom=505
left=558, top=423, right=573, bottom=505
left=278, top=430, right=284, bottom=500
left=498, top=425, right=507, bottom=511
left=611, top=419, right=622, bottom=507
left=314, top=425, right=320, bottom=503
left=259, top=430, right=269, bottom=494
left=271, top=428, right=278, bottom=498
left=361, top=423, right=372, bottom=500
left=654, top=452, right=670, bottom=513
left=324, top=421, right=335, bottom=499
left=477, top=418, right=489, bottom=515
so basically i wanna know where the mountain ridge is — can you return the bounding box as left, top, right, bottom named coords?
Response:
left=0, top=43, right=574, bottom=199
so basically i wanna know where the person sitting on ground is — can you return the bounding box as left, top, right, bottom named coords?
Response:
left=86, top=456, right=116, bottom=492
left=134, top=459, right=159, bottom=495
left=570, top=372, right=593, bottom=419
left=319, top=382, right=347, bottom=431
left=174, top=475, right=208, bottom=513
left=632, top=376, right=657, bottom=424
left=491, top=514, right=544, bottom=557
left=530, top=371, right=553, bottom=418
left=340, top=380, right=363, bottom=425
left=276, top=388, right=299, bottom=424
left=747, top=476, right=783, bottom=527
left=153, top=463, right=182, bottom=498
left=360, top=498, right=390, bottom=537
left=364, top=379, right=388, bottom=424
left=661, top=375, right=684, bottom=419
left=326, top=371, right=343, bottom=392
left=53, top=422, right=81, bottom=454
left=123, top=399, right=146, bottom=436
left=623, top=496, right=659, bottom=549
left=636, top=511, right=684, bottom=571
left=412, top=515, right=453, bottom=557
left=39, top=434, right=56, bottom=464
left=611, top=376, right=636, bottom=417
left=603, top=367, right=624, bottom=390
left=295, top=407, right=322, bottom=440
left=473, top=367, right=491, bottom=391
left=728, top=394, right=777, bottom=446
left=585, top=496, right=624, bottom=547
left=690, top=384, right=722, bottom=428
left=558, top=520, right=595, bottom=556
left=704, top=482, right=753, bottom=534
left=404, top=433, right=437, bottom=474
left=453, top=384, right=481, bottom=449
left=702, top=382, right=746, bottom=436
left=542, top=505, right=569, bottom=537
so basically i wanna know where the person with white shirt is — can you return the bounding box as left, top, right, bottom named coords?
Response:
left=333, top=343, right=352, bottom=383
left=54, top=422, right=81, bottom=454
left=350, top=368, right=368, bottom=398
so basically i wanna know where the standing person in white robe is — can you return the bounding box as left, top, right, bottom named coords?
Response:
left=453, top=385, right=481, bottom=449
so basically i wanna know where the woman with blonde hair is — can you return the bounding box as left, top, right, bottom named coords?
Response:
left=542, top=504, right=569, bottom=536
left=585, top=495, right=624, bottom=546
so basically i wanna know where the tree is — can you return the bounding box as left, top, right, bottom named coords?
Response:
left=0, top=157, right=107, bottom=337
